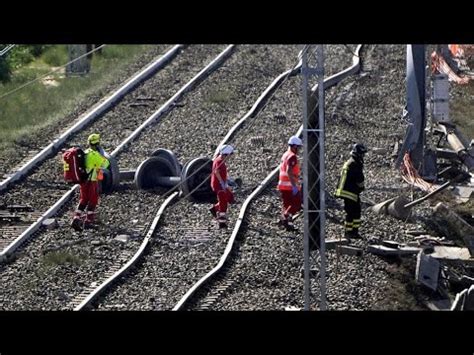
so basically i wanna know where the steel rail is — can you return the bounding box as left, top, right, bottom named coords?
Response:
left=0, top=45, right=235, bottom=263
left=173, top=44, right=363, bottom=310
left=0, top=45, right=183, bottom=193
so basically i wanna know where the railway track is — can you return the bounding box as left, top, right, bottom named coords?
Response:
left=178, top=45, right=415, bottom=311
left=0, top=45, right=232, bottom=263
left=0, top=45, right=312, bottom=310
left=175, top=45, right=363, bottom=311
left=69, top=46, right=356, bottom=311
left=0, top=45, right=181, bottom=192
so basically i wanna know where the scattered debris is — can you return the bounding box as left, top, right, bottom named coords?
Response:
left=338, top=245, right=363, bottom=257
left=325, top=238, right=350, bottom=250
left=114, top=234, right=131, bottom=243
left=284, top=306, right=301, bottom=311
left=451, top=288, right=468, bottom=310
left=433, top=203, right=474, bottom=256
left=416, top=252, right=440, bottom=291
left=42, top=218, right=57, bottom=229
left=391, top=141, right=399, bottom=158
left=406, top=229, right=429, bottom=236
left=444, top=267, right=474, bottom=288
left=451, top=285, right=474, bottom=311
left=367, top=242, right=422, bottom=257
left=382, top=240, right=400, bottom=249
left=430, top=246, right=474, bottom=263
left=426, top=299, right=451, bottom=311
left=367, top=197, right=397, bottom=215
left=452, top=185, right=474, bottom=204
left=371, top=147, right=389, bottom=155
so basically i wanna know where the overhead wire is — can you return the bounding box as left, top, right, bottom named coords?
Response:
left=0, top=44, right=107, bottom=101
left=159, top=44, right=308, bottom=203
left=157, top=44, right=349, bottom=203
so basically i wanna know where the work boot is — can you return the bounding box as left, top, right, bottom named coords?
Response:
left=71, top=209, right=84, bottom=231
left=351, top=230, right=362, bottom=239
left=285, top=221, right=296, bottom=231
left=217, top=212, right=228, bottom=229
left=278, top=217, right=295, bottom=231
left=85, top=211, right=96, bottom=223
left=345, top=230, right=362, bottom=240
left=83, top=221, right=98, bottom=230
left=71, top=217, right=83, bottom=232
left=209, top=206, right=217, bottom=218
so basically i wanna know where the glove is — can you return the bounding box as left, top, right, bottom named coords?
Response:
left=292, top=186, right=299, bottom=196
left=220, top=181, right=227, bottom=190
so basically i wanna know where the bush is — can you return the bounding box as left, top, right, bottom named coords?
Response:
left=30, top=45, right=50, bottom=57
left=100, top=45, right=126, bottom=59
left=7, top=45, right=34, bottom=70
left=0, top=57, right=11, bottom=82
left=42, top=46, right=67, bottom=67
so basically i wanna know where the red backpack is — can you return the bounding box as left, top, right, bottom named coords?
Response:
left=63, top=147, right=88, bottom=183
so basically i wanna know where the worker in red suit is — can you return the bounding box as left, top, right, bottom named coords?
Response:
left=278, top=136, right=303, bottom=230
left=209, top=145, right=235, bottom=228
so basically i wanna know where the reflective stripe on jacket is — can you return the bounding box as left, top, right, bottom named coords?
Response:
left=278, top=149, right=300, bottom=191
left=84, top=148, right=110, bottom=182
left=335, top=157, right=364, bottom=202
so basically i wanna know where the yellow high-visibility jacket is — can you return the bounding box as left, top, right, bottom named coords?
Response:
left=84, top=148, right=109, bottom=182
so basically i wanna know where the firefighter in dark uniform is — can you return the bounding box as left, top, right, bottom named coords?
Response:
left=335, top=143, right=367, bottom=239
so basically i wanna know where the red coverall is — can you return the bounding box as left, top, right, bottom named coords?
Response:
left=278, top=149, right=302, bottom=220
left=211, top=155, right=234, bottom=214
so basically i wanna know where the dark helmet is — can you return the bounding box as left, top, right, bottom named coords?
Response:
left=351, top=143, right=367, bottom=156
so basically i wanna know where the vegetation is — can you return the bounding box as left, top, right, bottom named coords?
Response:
left=205, top=88, right=235, bottom=105
left=451, top=82, right=474, bottom=139
left=0, top=45, right=153, bottom=151
left=41, top=250, right=82, bottom=267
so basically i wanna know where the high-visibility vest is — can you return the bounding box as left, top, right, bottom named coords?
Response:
left=84, top=148, right=110, bottom=182
left=278, top=149, right=300, bottom=191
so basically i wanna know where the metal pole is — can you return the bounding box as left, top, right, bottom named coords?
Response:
left=317, top=44, right=327, bottom=310
left=301, top=45, right=311, bottom=311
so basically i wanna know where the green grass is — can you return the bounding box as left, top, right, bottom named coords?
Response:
left=41, top=250, right=82, bottom=267
left=41, top=45, right=68, bottom=67
left=205, top=88, right=235, bottom=105
left=450, top=68, right=474, bottom=139
left=0, top=45, right=154, bottom=150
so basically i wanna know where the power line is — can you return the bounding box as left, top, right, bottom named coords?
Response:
left=158, top=45, right=306, bottom=203
left=0, top=44, right=107, bottom=101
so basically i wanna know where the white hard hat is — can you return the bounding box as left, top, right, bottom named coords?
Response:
left=288, top=136, right=303, bottom=146
left=220, top=144, right=234, bottom=155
